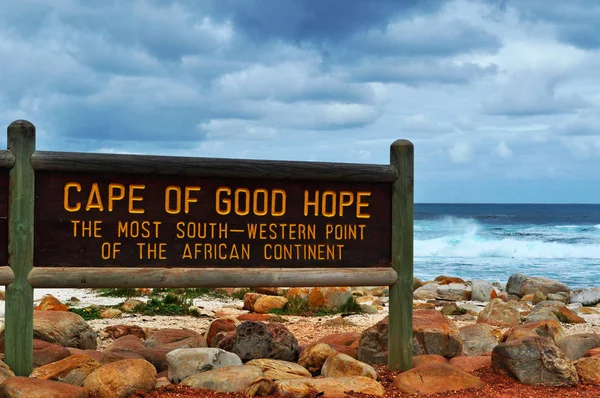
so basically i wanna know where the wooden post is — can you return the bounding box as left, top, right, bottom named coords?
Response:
left=388, top=139, right=414, bottom=371
left=5, top=120, right=35, bottom=376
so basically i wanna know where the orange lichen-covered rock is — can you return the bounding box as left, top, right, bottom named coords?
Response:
left=35, top=295, right=69, bottom=311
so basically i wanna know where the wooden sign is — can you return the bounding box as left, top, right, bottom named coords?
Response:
left=34, top=171, right=391, bottom=267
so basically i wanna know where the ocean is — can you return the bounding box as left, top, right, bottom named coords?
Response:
left=414, top=204, right=600, bottom=290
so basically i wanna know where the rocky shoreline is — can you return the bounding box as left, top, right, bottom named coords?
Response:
left=0, top=273, right=599, bottom=397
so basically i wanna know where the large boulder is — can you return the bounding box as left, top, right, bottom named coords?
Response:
left=0, top=311, right=96, bottom=350
left=246, top=358, right=311, bottom=380
left=357, top=311, right=462, bottom=365
left=503, top=320, right=565, bottom=343
left=436, top=283, right=471, bottom=301
left=570, top=287, right=600, bottom=306
left=449, top=356, right=492, bottom=372
left=0, top=377, right=87, bottom=398
left=33, top=339, right=72, bottom=367
left=471, top=280, right=496, bottom=302
left=393, top=363, right=485, bottom=394
left=234, top=321, right=298, bottom=362
left=30, top=354, right=100, bottom=387
left=0, top=361, right=14, bottom=385
left=459, top=324, right=500, bottom=356
left=477, top=298, right=520, bottom=327
left=166, top=348, right=243, bottom=383
left=321, top=352, right=377, bottom=379
left=298, top=343, right=337, bottom=375
left=145, top=328, right=206, bottom=350
left=506, top=274, right=570, bottom=297
left=205, top=318, right=239, bottom=348
left=83, top=359, right=157, bottom=398
left=253, top=296, right=288, bottom=314
left=557, top=334, right=600, bottom=360
left=180, top=365, right=263, bottom=393
left=307, top=287, right=352, bottom=311
left=275, top=376, right=385, bottom=397
left=492, top=336, right=578, bottom=386
left=575, top=357, right=600, bottom=384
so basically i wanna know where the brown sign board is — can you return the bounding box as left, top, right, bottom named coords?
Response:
left=34, top=171, right=391, bottom=268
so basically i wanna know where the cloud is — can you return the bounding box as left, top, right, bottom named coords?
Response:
left=496, top=141, right=513, bottom=158
left=449, top=142, right=472, bottom=164
left=482, top=72, right=588, bottom=116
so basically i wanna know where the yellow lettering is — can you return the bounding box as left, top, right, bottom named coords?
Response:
left=182, top=243, right=192, bottom=259
left=184, top=186, right=201, bottom=214
left=108, top=183, right=125, bottom=211
left=216, top=187, right=231, bottom=215
left=253, top=189, right=268, bottom=216
left=165, top=186, right=181, bottom=214
left=356, top=192, right=370, bottom=218
left=272, top=189, right=286, bottom=216
left=129, top=184, right=145, bottom=214
left=321, top=190, right=336, bottom=217
left=339, top=191, right=354, bottom=216
left=85, top=183, right=104, bottom=211
left=304, top=190, right=319, bottom=216
left=64, top=182, right=81, bottom=212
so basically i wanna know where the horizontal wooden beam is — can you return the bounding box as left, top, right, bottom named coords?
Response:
left=30, top=151, right=398, bottom=182
left=28, top=267, right=398, bottom=288
left=0, top=267, right=14, bottom=285
left=0, top=150, right=15, bottom=169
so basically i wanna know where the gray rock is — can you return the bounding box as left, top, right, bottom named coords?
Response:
left=471, top=280, right=495, bottom=302
left=477, top=298, right=520, bottom=327
left=506, top=274, right=570, bottom=297
left=234, top=322, right=298, bottom=363
left=437, top=283, right=471, bottom=301
left=459, top=324, right=500, bottom=356
left=570, top=287, right=600, bottom=306
left=413, top=284, right=439, bottom=300
left=557, top=334, right=600, bottom=360
left=167, top=348, right=243, bottom=383
left=492, top=336, right=578, bottom=386
left=547, top=293, right=568, bottom=303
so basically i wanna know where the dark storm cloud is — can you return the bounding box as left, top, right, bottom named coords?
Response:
left=207, top=0, right=444, bottom=42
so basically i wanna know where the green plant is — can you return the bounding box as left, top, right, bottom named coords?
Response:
left=338, top=296, right=363, bottom=314
left=151, top=287, right=230, bottom=300
left=69, top=306, right=104, bottom=321
left=230, top=288, right=252, bottom=300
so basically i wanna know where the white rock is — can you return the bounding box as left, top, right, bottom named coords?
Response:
left=167, top=348, right=243, bottom=383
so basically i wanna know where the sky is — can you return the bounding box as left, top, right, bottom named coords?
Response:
left=1, top=0, right=599, bottom=204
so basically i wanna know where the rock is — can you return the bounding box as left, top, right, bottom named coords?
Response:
left=0, top=361, right=14, bottom=384
left=575, top=357, right=600, bottom=384
left=234, top=321, right=298, bottom=362
left=441, top=303, right=466, bottom=316
left=459, top=324, right=500, bottom=356
left=181, top=365, right=263, bottom=392
left=316, top=332, right=360, bottom=348
left=105, top=335, right=145, bottom=353
left=503, top=320, right=565, bottom=343
left=586, top=347, right=600, bottom=357
left=413, top=302, right=436, bottom=310
left=557, top=334, right=600, bottom=360
left=358, top=311, right=462, bottom=365
left=146, top=328, right=206, bottom=350
left=30, top=354, right=100, bottom=386
left=477, top=298, right=520, bottom=327
left=1, top=311, right=98, bottom=350
left=321, top=352, right=376, bottom=379
left=393, top=363, right=485, bottom=394
left=213, top=331, right=237, bottom=352
left=307, top=287, right=352, bottom=311
left=236, top=313, right=275, bottom=322
left=206, top=318, right=239, bottom=347
left=532, top=290, right=546, bottom=305
left=359, top=304, right=379, bottom=314
left=298, top=343, right=337, bottom=374
left=138, top=347, right=173, bottom=372
left=243, top=293, right=264, bottom=312
left=411, top=354, right=447, bottom=368
left=254, top=287, right=279, bottom=296
left=548, top=293, right=568, bottom=303
left=412, top=310, right=463, bottom=358
left=166, top=348, right=243, bottom=383
left=247, top=358, right=311, bottom=380
left=413, top=285, right=438, bottom=300
left=437, top=283, right=471, bottom=301
left=471, top=280, right=495, bottom=302
left=457, top=303, right=485, bottom=315
left=35, top=295, right=69, bottom=311
left=506, top=274, right=570, bottom=297
left=121, top=298, right=143, bottom=312
left=0, top=377, right=87, bottom=397
left=449, top=356, right=492, bottom=372
left=286, top=288, right=311, bottom=301
left=434, top=275, right=466, bottom=285
left=576, top=307, right=600, bottom=315
left=100, top=309, right=122, bottom=319
left=526, top=302, right=585, bottom=324
left=413, top=277, right=423, bottom=291
left=33, top=339, right=72, bottom=367
left=253, top=296, right=288, bottom=314
left=520, top=294, right=534, bottom=303
left=83, top=359, right=157, bottom=398
left=103, top=325, right=146, bottom=340
left=492, top=336, right=578, bottom=386
left=66, top=348, right=104, bottom=363
left=275, top=376, right=385, bottom=397
left=570, top=287, right=600, bottom=306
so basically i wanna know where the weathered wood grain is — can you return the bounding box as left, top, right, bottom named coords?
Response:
left=28, top=267, right=398, bottom=288
left=5, top=120, right=35, bottom=376
left=31, top=151, right=398, bottom=182
left=388, top=139, right=414, bottom=371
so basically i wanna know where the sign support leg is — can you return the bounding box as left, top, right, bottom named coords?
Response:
left=5, top=120, right=35, bottom=376
left=388, top=139, right=414, bottom=371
